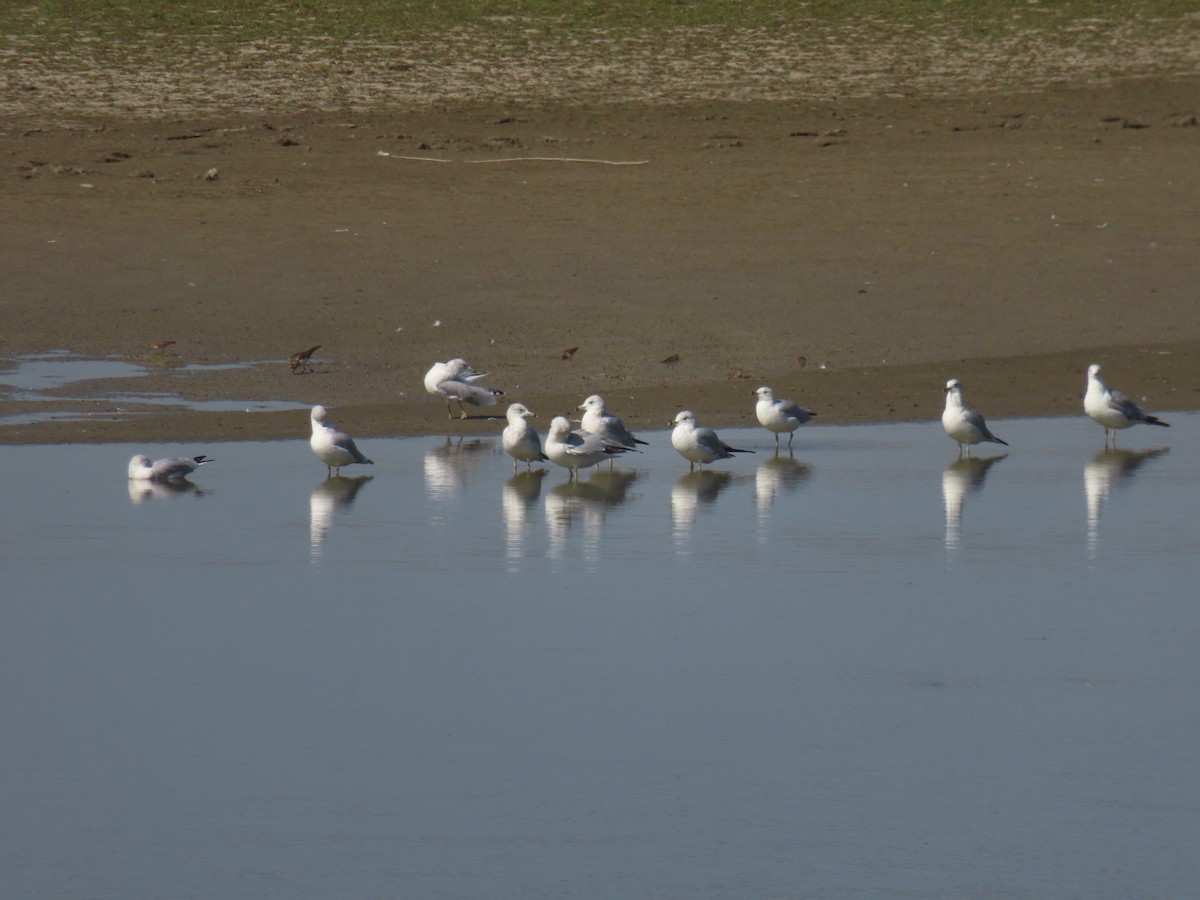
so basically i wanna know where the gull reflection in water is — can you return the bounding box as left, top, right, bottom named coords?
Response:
left=544, top=469, right=639, bottom=564
left=423, top=437, right=494, bottom=501
left=1084, top=446, right=1169, bottom=560
left=128, top=479, right=206, bottom=504
left=502, top=470, right=549, bottom=571
left=755, top=452, right=813, bottom=527
left=310, top=475, right=374, bottom=561
left=942, top=454, right=1007, bottom=550
left=671, top=470, right=735, bottom=550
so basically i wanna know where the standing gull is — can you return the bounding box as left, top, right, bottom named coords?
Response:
left=1084, top=363, right=1169, bottom=446
left=128, top=454, right=213, bottom=482
left=578, top=394, right=647, bottom=449
left=502, top=402, right=549, bottom=471
left=941, top=379, right=1008, bottom=456
left=669, top=410, right=754, bottom=471
left=310, top=405, right=374, bottom=476
left=577, top=393, right=648, bottom=462
left=753, top=386, right=815, bottom=449
left=424, top=358, right=504, bottom=419
left=544, top=416, right=631, bottom=479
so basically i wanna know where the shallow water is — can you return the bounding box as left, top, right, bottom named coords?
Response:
left=0, top=351, right=306, bottom=423
left=3, top=414, right=1197, bottom=898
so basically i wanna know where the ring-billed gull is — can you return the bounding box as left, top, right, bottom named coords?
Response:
left=128, top=454, right=213, bottom=482
left=310, top=405, right=374, bottom=476
left=424, top=358, right=504, bottom=419
left=669, top=410, right=754, bottom=471
left=545, top=415, right=632, bottom=478
left=502, top=402, right=549, bottom=470
left=753, top=386, right=815, bottom=448
left=941, top=379, right=1008, bottom=456
left=1084, top=363, right=1169, bottom=445
left=577, top=394, right=648, bottom=451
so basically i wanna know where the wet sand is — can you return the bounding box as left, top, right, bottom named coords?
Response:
left=3, top=79, right=1198, bottom=445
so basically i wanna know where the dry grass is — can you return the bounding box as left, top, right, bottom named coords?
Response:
left=1, top=2, right=1198, bottom=119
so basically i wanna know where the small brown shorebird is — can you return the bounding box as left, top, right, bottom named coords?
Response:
left=289, top=345, right=321, bottom=374
left=150, top=340, right=176, bottom=352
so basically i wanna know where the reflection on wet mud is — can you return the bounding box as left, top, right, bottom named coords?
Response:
left=309, top=475, right=374, bottom=560
left=545, top=469, right=639, bottom=564
left=942, top=454, right=1007, bottom=550
left=754, top=452, right=814, bottom=524
left=423, top=437, right=495, bottom=500
left=127, top=478, right=207, bottom=504
left=671, top=470, right=734, bottom=549
left=1084, top=447, right=1169, bottom=560
left=502, top=470, right=549, bottom=570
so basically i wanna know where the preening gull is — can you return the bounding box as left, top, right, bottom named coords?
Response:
left=1084, top=363, right=1169, bottom=446
left=941, top=379, right=1008, bottom=456
left=753, top=386, right=815, bottom=448
left=128, top=454, right=213, bottom=482
left=669, top=410, right=753, bottom=471
left=310, top=405, right=374, bottom=476
left=502, top=403, right=548, bottom=470
left=424, top=358, right=504, bottom=419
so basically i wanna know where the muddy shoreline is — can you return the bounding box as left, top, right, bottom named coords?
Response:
left=3, top=78, right=1198, bottom=446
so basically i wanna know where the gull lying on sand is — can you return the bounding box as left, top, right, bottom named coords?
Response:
left=753, top=386, right=815, bottom=448
left=669, top=410, right=753, bottom=471
left=545, top=416, right=632, bottom=478
left=1084, top=363, right=1169, bottom=446
left=424, top=358, right=504, bottom=419
left=128, top=454, right=213, bottom=482
left=502, top=403, right=548, bottom=470
left=941, top=379, right=1008, bottom=456
left=310, top=405, right=374, bottom=476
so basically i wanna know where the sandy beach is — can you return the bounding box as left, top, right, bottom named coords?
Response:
left=2, top=27, right=1197, bottom=445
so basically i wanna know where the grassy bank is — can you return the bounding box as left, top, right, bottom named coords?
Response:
left=2, top=1, right=1197, bottom=116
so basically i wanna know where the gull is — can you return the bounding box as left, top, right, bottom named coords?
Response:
left=128, top=454, right=213, bottom=482
left=1084, top=363, right=1169, bottom=446
left=669, top=410, right=753, bottom=471
left=545, top=416, right=632, bottom=479
left=289, top=344, right=321, bottom=374
left=942, top=378, right=1008, bottom=456
left=502, top=402, right=548, bottom=470
left=310, top=405, right=374, bottom=476
left=753, top=386, right=815, bottom=448
left=424, top=358, right=504, bottom=419
left=577, top=394, right=648, bottom=454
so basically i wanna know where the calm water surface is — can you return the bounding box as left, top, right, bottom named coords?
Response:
left=3, top=414, right=1197, bottom=899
